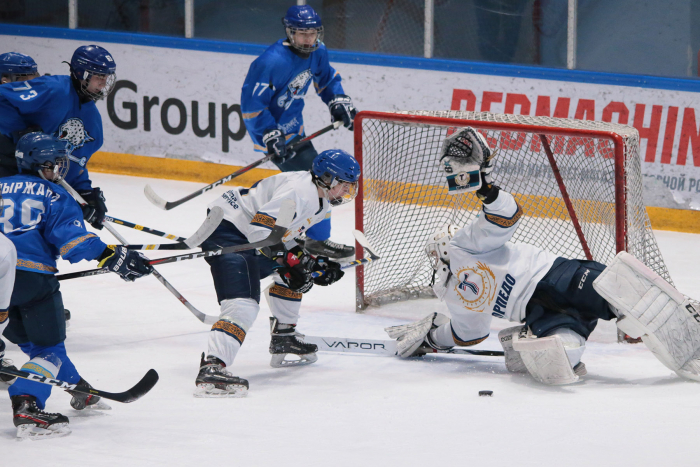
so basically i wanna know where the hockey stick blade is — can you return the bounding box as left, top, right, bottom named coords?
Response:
left=0, top=367, right=159, bottom=403
left=122, top=206, right=223, bottom=250
left=303, top=336, right=504, bottom=357
left=147, top=199, right=295, bottom=266
left=143, top=122, right=341, bottom=210
left=353, top=230, right=380, bottom=260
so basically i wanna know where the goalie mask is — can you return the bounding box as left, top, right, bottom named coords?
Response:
left=425, top=225, right=458, bottom=300
left=439, top=127, right=491, bottom=194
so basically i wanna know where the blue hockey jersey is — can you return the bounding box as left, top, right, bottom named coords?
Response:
left=241, top=40, right=345, bottom=151
left=0, top=75, right=104, bottom=192
left=0, top=174, right=107, bottom=274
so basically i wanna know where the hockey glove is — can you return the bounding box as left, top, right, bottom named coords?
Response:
left=328, top=95, right=357, bottom=131
left=313, top=257, right=344, bottom=286
left=79, top=187, right=108, bottom=230
left=98, top=245, right=153, bottom=282
left=263, top=129, right=294, bottom=163
left=276, top=246, right=316, bottom=293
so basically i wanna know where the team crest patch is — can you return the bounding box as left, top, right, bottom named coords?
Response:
left=453, top=262, right=497, bottom=312
left=56, top=118, right=94, bottom=167
left=277, top=69, right=312, bottom=110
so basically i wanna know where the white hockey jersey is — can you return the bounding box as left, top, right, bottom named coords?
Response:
left=0, top=232, right=17, bottom=310
left=208, top=171, right=330, bottom=247
left=441, top=190, right=558, bottom=341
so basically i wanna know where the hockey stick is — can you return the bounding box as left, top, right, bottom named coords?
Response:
left=56, top=199, right=296, bottom=279
left=59, top=180, right=223, bottom=325
left=311, top=230, right=381, bottom=279
left=104, top=215, right=186, bottom=242
left=119, top=207, right=223, bottom=250
left=144, top=121, right=342, bottom=210
left=302, top=336, right=504, bottom=357
left=0, top=367, right=159, bottom=403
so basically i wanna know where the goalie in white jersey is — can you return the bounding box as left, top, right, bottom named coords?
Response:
left=388, top=128, right=700, bottom=385
left=195, top=149, right=360, bottom=397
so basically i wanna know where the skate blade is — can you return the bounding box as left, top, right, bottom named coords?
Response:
left=270, top=352, right=318, bottom=368
left=193, top=383, right=248, bottom=398
left=16, top=423, right=71, bottom=440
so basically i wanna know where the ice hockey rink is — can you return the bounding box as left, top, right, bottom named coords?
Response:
left=2, top=172, right=699, bottom=466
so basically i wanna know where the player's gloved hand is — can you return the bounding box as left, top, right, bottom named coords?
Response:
left=328, top=94, right=357, bottom=131
left=312, top=256, right=344, bottom=286
left=98, top=245, right=153, bottom=282
left=79, top=187, right=108, bottom=230
left=277, top=246, right=316, bottom=293
left=263, top=128, right=294, bottom=163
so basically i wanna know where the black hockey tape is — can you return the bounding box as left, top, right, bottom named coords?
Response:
left=478, top=390, right=493, bottom=397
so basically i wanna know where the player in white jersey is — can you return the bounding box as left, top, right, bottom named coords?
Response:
left=0, top=212, right=18, bottom=386
left=388, top=128, right=700, bottom=385
left=194, top=149, right=360, bottom=397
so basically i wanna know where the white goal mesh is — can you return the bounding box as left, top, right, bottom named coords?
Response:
left=354, top=110, right=672, bottom=309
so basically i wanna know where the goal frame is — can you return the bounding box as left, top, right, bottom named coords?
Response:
left=352, top=110, right=629, bottom=309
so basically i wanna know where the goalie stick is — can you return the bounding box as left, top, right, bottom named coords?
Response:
left=56, top=199, right=297, bottom=279
left=144, top=121, right=342, bottom=210
left=0, top=367, right=159, bottom=403
left=302, top=336, right=504, bottom=357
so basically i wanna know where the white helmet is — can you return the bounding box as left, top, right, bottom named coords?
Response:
left=425, top=225, right=458, bottom=270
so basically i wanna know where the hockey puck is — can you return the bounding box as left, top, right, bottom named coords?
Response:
left=478, top=390, right=493, bottom=397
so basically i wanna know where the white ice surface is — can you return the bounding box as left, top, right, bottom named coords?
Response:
left=2, top=173, right=700, bottom=466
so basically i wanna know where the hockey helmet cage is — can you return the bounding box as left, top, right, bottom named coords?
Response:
left=283, top=5, right=324, bottom=53
left=312, top=149, right=360, bottom=206
left=15, top=132, right=71, bottom=182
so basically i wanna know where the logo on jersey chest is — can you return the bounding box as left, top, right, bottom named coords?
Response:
left=277, top=69, right=312, bottom=110
left=56, top=118, right=94, bottom=166
left=453, top=262, right=497, bottom=312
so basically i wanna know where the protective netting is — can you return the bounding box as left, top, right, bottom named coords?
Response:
left=357, top=110, right=672, bottom=308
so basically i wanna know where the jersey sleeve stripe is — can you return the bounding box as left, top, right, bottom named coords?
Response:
left=484, top=204, right=523, bottom=228
left=59, top=233, right=99, bottom=256
left=250, top=212, right=276, bottom=230
left=451, top=325, right=489, bottom=347
left=242, top=109, right=264, bottom=120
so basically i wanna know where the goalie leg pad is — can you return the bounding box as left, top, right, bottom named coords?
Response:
left=498, top=326, right=528, bottom=373
left=593, top=251, right=700, bottom=380
left=513, top=329, right=579, bottom=385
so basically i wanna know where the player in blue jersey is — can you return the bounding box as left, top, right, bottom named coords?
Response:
left=241, top=5, right=358, bottom=260
left=1, top=133, right=151, bottom=439
left=0, top=52, right=40, bottom=85
left=0, top=45, right=117, bottom=231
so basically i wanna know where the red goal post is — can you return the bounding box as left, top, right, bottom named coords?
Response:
left=353, top=110, right=671, bottom=310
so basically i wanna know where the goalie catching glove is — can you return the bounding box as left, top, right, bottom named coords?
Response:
left=385, top=312, right=452, bottom=358
left=266, top=244, right=344, bottom=293
left=98, top=245, right=153, bottom=282
left=440, top=127, right=498, bottom=203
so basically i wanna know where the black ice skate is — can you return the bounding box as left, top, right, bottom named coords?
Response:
left=67, top=378, right=111, bottom=411
left=269, top=317, right=318, bottom=368
left=194, top=353, right=248, bottom=398
left=301, top=238, right=354, bottom=259
left=12, top=395, right=71, bottom=439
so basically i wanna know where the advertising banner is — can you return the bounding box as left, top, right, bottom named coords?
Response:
left=3, top=32, right=700, bottom=210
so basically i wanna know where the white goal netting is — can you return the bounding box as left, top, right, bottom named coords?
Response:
left=355, top=110, right=671, bottom=309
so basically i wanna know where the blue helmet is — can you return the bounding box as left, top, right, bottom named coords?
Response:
left=312, top=149, right=360, bottom=206
left=69, top=45, right=117, bottom=101
left=15, top=132, right=71, bottom=181
left=0, top=52, right=38, bottom=82
left=282, top=5, right=324, bottom=53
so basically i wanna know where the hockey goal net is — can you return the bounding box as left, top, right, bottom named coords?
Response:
left=354, top=110, right=672, bottom=310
